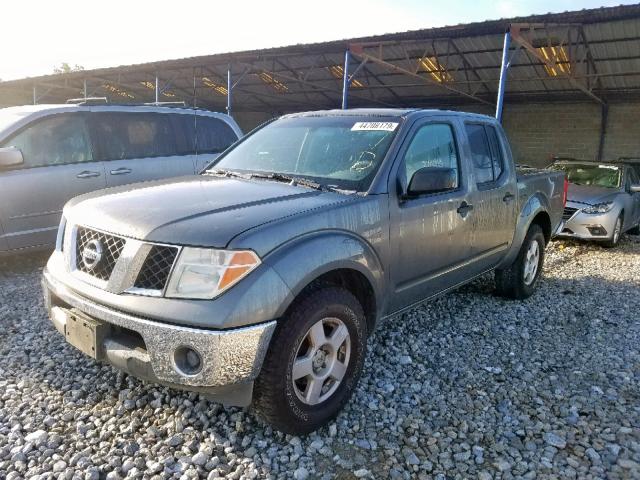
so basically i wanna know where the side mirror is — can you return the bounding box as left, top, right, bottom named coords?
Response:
left=630, top=184, right=640, bottom=193
left=407, top=167, right=457, bottom=196
left=0, top=146, right=24, bottom=169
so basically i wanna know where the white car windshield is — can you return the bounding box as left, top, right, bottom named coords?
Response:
left=552, top=163, right=622, bottom=189
left=210, top=116, right=401, bottom=191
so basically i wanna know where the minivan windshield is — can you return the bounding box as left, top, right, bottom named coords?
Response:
left=551, top=163, right=622, bottom=189
left=209, top=116, right=401, bottom=191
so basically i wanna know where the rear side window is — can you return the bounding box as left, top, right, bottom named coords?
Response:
left=169, top=114, right=196, bottom=155
left=92, top=112, right=177, bottom=161
left=465, top=123, right=504, bottom=185
left=485, top=126, right=504, bottom=180
left=402, top=123, right=459, bottom=189
left=196, top=116, right=238, bottom=154
left=1, top=114, right=93, bottom=168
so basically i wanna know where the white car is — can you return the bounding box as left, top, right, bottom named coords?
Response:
left=553, top=160, right=640, bottom=247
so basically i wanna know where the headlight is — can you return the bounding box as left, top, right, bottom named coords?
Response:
left=165, top=248, right=261, bottom=299
left=582, top=202, right=614, bottom=214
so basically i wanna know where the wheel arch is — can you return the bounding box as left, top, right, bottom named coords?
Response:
left=265, top=230, right=384, bottom=333
left=497, top=193, right=552, bottom=269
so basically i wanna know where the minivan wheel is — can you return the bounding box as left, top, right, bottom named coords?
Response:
left=495, top=224, right=545, bottom=300
left=253, top=286, right=367, bottom=434
left=602, top=215, right=623, bottom=248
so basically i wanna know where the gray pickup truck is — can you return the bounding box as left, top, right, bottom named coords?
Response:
left=42, top=109, right=565, bottom=433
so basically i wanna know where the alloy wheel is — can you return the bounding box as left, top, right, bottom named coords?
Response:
left=292, top=317, right=351, bottom=405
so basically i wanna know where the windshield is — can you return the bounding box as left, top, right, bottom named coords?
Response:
left=552, top=163, right=622, bottom=189
left=209, top=116, right=401, bottom=191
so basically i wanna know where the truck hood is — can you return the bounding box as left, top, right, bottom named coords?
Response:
left=567, top=183, right=621, bottom=205
left=65, top=175, right=351, bottom=248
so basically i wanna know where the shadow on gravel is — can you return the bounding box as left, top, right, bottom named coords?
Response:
left=0, top=251, right=50, bottom=276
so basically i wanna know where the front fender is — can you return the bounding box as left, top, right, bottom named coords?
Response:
left=497, top=193, right=550, bottom=269
left=264, top=230, right=385, bottom=319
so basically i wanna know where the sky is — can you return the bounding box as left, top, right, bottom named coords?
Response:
left=0, top=0, right=636, bottom=81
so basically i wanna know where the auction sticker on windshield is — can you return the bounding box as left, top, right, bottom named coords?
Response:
left=351, top=122, right=399, bottom=132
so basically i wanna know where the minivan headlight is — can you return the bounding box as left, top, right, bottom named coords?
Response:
left=165, top=248, right=261, bottom=299
left=582, top=202, right=614, bottom=214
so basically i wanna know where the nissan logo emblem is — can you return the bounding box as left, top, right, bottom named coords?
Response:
left=82, top=239, right=104, bottom=270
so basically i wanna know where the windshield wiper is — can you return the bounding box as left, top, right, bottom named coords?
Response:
left=204, top=168, right=250, bottom=179
left=250, top=172, right=325, bottom=191
left=206, top=169, right=356, bottom=194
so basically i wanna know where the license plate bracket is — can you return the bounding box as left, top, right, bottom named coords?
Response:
left=64, top=310, right=108, bottom=359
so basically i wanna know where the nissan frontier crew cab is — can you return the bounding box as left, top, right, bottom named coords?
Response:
left=43, top=109, right=565, bottom=434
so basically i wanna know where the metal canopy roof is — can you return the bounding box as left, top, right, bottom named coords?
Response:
left=1, top=4, right=640, bottom=113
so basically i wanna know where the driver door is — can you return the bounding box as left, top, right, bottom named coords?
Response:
left=0, top=113, right=106, bottom=250
left=388, top=119, right=474, bottom=312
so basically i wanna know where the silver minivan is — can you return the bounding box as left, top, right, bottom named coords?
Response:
left=0, top=104, right=242, bottom=254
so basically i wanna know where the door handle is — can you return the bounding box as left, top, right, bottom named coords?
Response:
left=457, top=201, right=474, bottom=218
left=503, top=192, right=515, bottom=203
left=76, top=171, right=100, bottom=179
left=110, top=168, right=132, bottom=175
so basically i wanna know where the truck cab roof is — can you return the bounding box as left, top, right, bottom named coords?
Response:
left=282, top=108, right=498, bottom=123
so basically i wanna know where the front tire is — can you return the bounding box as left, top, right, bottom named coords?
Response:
left=495, top=224, right=545, bottom=299
left=253, top=286, right=367, bottom=434
left=602, top=214, right=623, bottom=248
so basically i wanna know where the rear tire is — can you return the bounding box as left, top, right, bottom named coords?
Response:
left=253, top=286, right=367, bottom=435
left=495, top=224, right=545, bottom=300
left=602, top=214, right=623, bottom=248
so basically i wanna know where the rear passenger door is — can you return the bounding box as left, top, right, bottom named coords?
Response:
left=465, top=122, right=518, bottom=272
left=0, top=112, right=105, bottom=250
left=91, top=111, right=196, bottom=187
left=194, top=114, right=240, bottom=171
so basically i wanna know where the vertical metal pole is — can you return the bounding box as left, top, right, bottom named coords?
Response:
left=155, top=75, right=159, bottom=104
left=33, top=85, right=37, bottom=105
left=193, top=75, right=197, bottom=108
left=597, top=103, right=609, bottom=161
left=495, top=31, right=511, bottom=123
left=226, top=65, right=232, bottom=115
left=83, top=79, right=87, bottom=100
left=341, top=50, right=350, bottom=110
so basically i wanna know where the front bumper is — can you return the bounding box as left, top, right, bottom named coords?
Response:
left=555, top=204, right=618, bottom=241
left=42, top=268, right=276, bottom=406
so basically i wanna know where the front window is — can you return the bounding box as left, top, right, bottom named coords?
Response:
left=552, top=163, right=622, bottom=189
left=210, top=116, right=401, bottom=191
left=1, top=114, right=93, bottom=168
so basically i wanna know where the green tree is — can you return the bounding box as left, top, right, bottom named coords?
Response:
left=53, top=63, right=84, bottom=74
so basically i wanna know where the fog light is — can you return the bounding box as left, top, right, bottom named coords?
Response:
left=174, top=346, right=202, bottom=375
left=587, top=225, right=607, bottom=236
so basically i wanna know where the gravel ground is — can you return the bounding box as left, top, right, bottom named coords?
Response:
left=1, top=237, right=639, bottom=480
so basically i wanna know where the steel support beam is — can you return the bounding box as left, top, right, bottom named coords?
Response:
left=342, top=50, right=350, bottom=109
left=236, top=60, right=397, bottom=108
left=495, top=32, right=511, bottom=122
left=349, top=46, right=494, bottom=106
left=227, top=66, right=232, bottom=115
left=509, top=25, right=605, bottom=104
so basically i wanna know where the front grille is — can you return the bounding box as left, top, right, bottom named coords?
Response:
left=75, top=227, right=126, bottom=281
left=562, top=207, right=579, bottom=221
left=133, top=245, right=178, bottom=291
